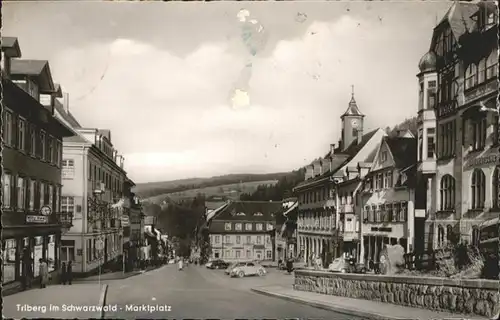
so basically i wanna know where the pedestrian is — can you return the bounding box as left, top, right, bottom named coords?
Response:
left=21, top=249, right=33, bottom=290
left=67, top=261, right=73, bottom=285
left=39, top=258, right=49, bottom=289
left=61, top=262, right=67, bottom=285
left=178, top=257, right=183, bottom=271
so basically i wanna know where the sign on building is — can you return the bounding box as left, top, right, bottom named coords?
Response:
left=26, top=215, right=49, bottom=223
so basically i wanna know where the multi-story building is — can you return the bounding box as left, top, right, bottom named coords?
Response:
left=53, top=105, right=129, bottom=275
left=294, top=90, right=386, bottom=266
left=123, top=181, right=145, bottom=269
left=274, top=198, right=298, bottom=261
left=208, top=201, right=281, bottom=261
left=419, top=1, right=498, bottom=250
left=2, top=37, right=75, bottom=291
left=359, top=135, right=417, bottom=265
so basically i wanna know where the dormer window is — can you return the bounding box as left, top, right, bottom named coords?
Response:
left=381, top=151, right=388, bottom=162
left=236, top=212, right=245, bottom=216
left=40, top=94, right=52, bottom=107
left=224, top=222, right=231, bottom=231
left=254, top=212, right=263, bottom=216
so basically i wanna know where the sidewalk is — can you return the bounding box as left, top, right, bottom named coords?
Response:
left=3, top=283, right=107, bottom=319
left=74, top=265, right=161, bottom=282
left=251, top=285, right=488, bottom=320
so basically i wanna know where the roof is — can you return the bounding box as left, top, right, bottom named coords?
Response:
left=341, top=96, right=364, bottom=118
left=384, top=137, right=417, bottom=170
left=11, top=59, right=55, bottom=93
left=433, top=1, right=478, bottom=46
left=54, top=99, right=82, bottom=128
left=98, top=129, right=111, bottom=141
left=211, top=201, right=282, bottom=222
left=296, top=128, right=380, bottom=189
left=1, top=37, right=22, bottom=58
left=418, top=51, right=437, bottom=73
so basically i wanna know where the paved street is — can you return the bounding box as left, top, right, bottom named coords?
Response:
left=104, top=264, right=368, bottom=319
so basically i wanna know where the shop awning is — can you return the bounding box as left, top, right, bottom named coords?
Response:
left=480, top=217, right=498, bottom=228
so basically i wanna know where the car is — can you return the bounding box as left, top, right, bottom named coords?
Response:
left=225, top=262, right=246, bottom=275
left=230, top=261, right=266, bottom=278
left=205, top=259, right=230, bottom=270
left=328, top=257, right=351, bottom=273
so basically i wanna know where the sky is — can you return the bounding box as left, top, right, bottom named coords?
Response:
left=2, top=1, right=451, bottom=184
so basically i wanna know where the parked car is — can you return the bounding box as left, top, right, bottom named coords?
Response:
left=230, top=262, right=266, bottom=278
left=205, top=259, right=230, bottom=270
left=224, top=262, right=245, bottom=275
left=328, top=257, right=351, bottom=273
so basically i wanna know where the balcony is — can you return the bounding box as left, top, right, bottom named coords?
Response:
left=57, top=212, right=73, bottom=233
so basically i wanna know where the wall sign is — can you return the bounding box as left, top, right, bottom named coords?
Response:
left=371, top=227, right=392, bottom=232
left=465, top=154, right=499, bottom=169
left=464, top=80, right=496, bottom=103
left=26, top=215, right=49, bottom=223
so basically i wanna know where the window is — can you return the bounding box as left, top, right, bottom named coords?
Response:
left=266, top=250, right=272, bottom=260
left=437, top=225, right=445, bottom=248
left=47, top=136, right=53, bottom=163
left=418, top=82, right=424, bottom=111
left=427, top=136, right=435, bottom=159
left=39, top=182, right=46, bottom=206
left=224, top=235, right=230, bottom=244
left=61, top=196, right=75, bottom=215
left=381, top=151, right=387, bottom=162
left=55, top=186, right=60, bottom=213
left=236, top=236, right=241, bottom=244
left=465, top=63, right=477, bottom=90
left=493, top=166, right=500, bottom=209
left=377, top=174, right=383, bottom=189
left=33, top=236, right=43, bottom=277
left=266, top=235, right=271, bottom=244
left=214, top=236, right=220, bottom=244
left=440, top=175, right=455, bottom=211
left=224, top=222, right=231, bottom=231
left=477, top=58, right=487, bottom=84
left=29, top=124, right=36, bottom=156
left=256, top=223, right=263, bottom=231
left=471, top=169, right=486, bottom=209
left=235, top=250, right=241, bottom=258
left=256, top=236, right=262, bottom=244
left=48, top=184, right=54, bottom=210
left=246, top=250, right=251, bottom=258
left=17, top=118, right=26, bottom=151
left=246, top=236, right=251, bottom=244
left=55, top=140, right=62, bottom=166
left=471, top=118, right=487, bottom=151
left=28, top=179, right=36, bottom=211
left=2, top=239, right=16, bottom=284
left=61, top=240, right=76, bottom=263
left=245, top=223, right=252, bottom=231
left=40, top=131, right=46, bottom=160
left=486, top=50, right=498, bottom=80
left=267, top=223, right=273, bottom=231
left=2, top=173, right=13, bottom=208
left=438, top=121, right=455, bottom=158
left=418, top=129, right=423, bottom=161
left=2, top=110, right=13, bottom=147
left=235, top=223, right=242, bottom=231
left=17, top=176, right=26, bottom=210
left=400, top=202, right=408, bottom=222
left=224, top=250, right=230, bottom=258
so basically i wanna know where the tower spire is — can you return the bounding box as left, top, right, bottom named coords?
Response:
left=351, top=84, right=354, bottom=98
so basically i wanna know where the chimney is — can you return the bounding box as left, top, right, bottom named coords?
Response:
left=357, top=129, right=363, bottom=144
left=330, top=144, right=335, bottom=155
left=63, top=92, right=70, bottom=113
left=338, top=139, right=343, bottom=151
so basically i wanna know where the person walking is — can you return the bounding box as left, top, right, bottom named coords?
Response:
left=22, top=249, right=33, bottom=290
left=178, top=257, right=184, bottom=271
left=67, top=261, right=73, bottom=285
left=61, top=262, right=67, bottom=285
left=39, top=259, right=49, bottom=289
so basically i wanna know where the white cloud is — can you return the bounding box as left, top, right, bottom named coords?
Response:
left=49, top=15, right=422, bottom=183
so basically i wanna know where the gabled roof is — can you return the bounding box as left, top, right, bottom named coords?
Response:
left=211, top=201, right=282, bottom=222
left=1, top=37, right=22, bottom=58
left=384, top=137, right=417, bottom=170
left=11, top=59, right=55, bottom=93
left=54, top=99, right=82, bottom=129
left=432, top=1, right=478, bottom=49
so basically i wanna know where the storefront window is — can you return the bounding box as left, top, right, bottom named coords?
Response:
left=2, top=239, right=16, bottom=283
left=47, top=235, right=56, bottom=272
left=61, top=240, right=75, bottom=263
left=33, top=236, right=43, bottom=277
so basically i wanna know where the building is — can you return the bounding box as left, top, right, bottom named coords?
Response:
left=123, top=182, right=145, bottom=270
left=1, top=37, right=75, bottom=290
left=418, top=1, right=498, bottom=250
left=359, top=136, right=417, bottom=265
left=294, top=90, right=386, bottom=266
left=274, top=198, right=298, bottom=262
left=208, top=201, right=281, bottom=261
left=53, top=104, right=129, bottom=275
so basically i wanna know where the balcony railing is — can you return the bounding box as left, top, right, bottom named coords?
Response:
left=57, top=212, right=73, bottom=232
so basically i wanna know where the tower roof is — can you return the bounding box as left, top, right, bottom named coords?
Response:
left=341, top=85, right=364, bottom=118
left=418, top=51, right=437, bottom=73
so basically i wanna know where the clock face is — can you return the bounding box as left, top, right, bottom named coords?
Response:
left=351, top=119, right=358, bottom=128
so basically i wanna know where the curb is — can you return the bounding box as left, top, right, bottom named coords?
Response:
left=99, top=284, right=108, bottom=319
left=250, top=288, right=407, bottom=320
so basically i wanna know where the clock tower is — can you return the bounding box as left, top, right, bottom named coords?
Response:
left=340, top=85, right=365, bottom=151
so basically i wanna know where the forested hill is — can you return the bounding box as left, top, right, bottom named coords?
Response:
left=134, top=172, right=289, bottom=198
left=239, top=168, right=306, bottom=201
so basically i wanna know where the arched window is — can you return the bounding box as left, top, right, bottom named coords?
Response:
left=440, top=175, right=455, bottom=211
left=471, top=226, right=480, bottom=247
left=437, top=225, right=445, bottom=248
left=465, top=63, right=477, bottom=90
left=471, top=169, right=486, bottom=209
left=477, top=58, right=486, bottom=83
left=486, top=49, right=498, bottom=80
left=493, top=166, right=500, bottom=209
left=446, top=225, right=454, bottom=243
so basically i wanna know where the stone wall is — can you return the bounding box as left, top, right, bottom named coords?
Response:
left=294, top=270, right=499, bottom=318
